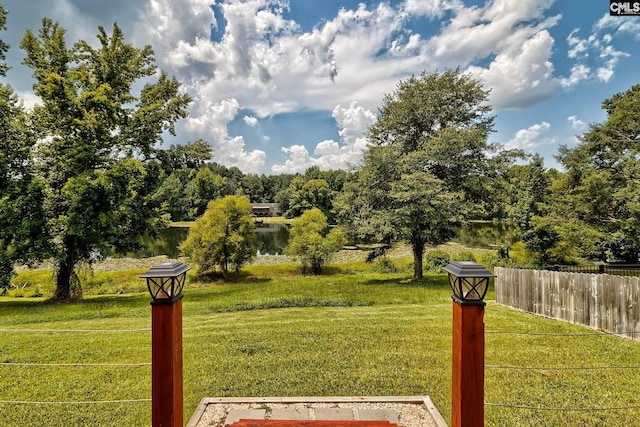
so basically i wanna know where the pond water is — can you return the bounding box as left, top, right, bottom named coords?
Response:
left=126, top=221, right=518, bottom=259
left=128, top=223, right=291, bottom=258
left=455, top=221, right=519, bottom=249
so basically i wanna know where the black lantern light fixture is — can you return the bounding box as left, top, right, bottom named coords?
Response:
left=141, top=261, right=190, bottom=302
left=443, top=261, right=494, bottom=304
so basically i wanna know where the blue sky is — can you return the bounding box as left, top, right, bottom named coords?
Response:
left=2, top=0, right=639, bottom=174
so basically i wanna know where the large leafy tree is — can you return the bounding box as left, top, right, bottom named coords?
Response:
left=154, top=139, right=212, bottom=175
left=0, top=5, right=7, bottom=77
left=276, top=169, right=346, bottom=220
left=261, top=173, right=294, bottom=203
left=551, top=84, right=640, bottom=262
left=241, top=173, right=264, bottom=203
left=186, top=167, right=226, bottom=218
left=180, top=195, right=256, bottom=278
left=505, top=154, right=549, bottom=232
left=502, top=154, right=564, bottom=264
left=276, top=175, right=303, bottom=217
left=286, top=179, right=334, bottom=220
left=20, top=20, right=191, bottom=300
left=337, top=69, right=507, bottom=280
left=153, top=171, right=191, bottom=222
left=0, top=6, right=50, bottom=291
left=151, top=139, right=214, bottom=221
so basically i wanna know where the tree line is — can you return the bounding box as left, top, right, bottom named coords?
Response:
left=1, top=6, right=639, bottom=300
left=152, top=150, right=349, bottom=223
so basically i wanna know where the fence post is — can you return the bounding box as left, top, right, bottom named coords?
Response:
left=141, top=262, right=189, bottom=427
left=151, top=299, right=183, bottom=427
left=444, top=261, right=493, bottom=427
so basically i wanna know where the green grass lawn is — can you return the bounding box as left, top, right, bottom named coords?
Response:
left=2, top=264, right=640, bottom=426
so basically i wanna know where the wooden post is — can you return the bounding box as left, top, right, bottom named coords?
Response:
left=451, top=300, right=484, bottom=427
left=152, top=297, right=183, bottom=427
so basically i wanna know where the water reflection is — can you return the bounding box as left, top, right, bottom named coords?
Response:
left=254, top=223, right=290, bottom=256
left=133, top=227, right=189, bottom=258
left=454, top=222, right=519, bottom=248
left=126, top=221, right=518, bottom=258
left=127, top=224, right=291, bottom=258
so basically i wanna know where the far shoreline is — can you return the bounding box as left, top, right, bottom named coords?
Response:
left=170, top=216, right=293, bottom=228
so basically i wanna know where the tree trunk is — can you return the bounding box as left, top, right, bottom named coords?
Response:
left=412, top=242, right=424, bottom=281
left=54, top=258, right=72, bottom=301
left=219, top=260, right=228, bottom=281
left=312, top=259, right=322, bottom=275
left=54, top=238, right=82, bottom=301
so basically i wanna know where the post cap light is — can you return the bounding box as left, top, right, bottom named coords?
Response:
left=141, top=261, right=190, bottom=302
left=443, top=261, right=494, bottom=304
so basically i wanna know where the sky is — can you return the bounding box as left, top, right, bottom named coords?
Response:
left=1, top=0, right=639, bottom=175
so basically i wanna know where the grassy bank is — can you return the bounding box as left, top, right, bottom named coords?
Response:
left=4, top=242, right=496, bottom=299
left=1, top=262, right=640, bottom=426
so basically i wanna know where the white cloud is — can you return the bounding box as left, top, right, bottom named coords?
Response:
left=134, top=0, right=606, bottom=122
left=243, top=116, right=258, bottom=127
left=111, top=0, right=571, bottom=165
left=467, top=31, right=558, bottom=110
left=134, top=0, right=583, bottom=169
left=402, top=0, right=462, bottom=19
left=224, top=137, right=267, bottom=173
left=561, top=18, right=632, bottom=87
left=595, top=14, right=640, bottom=40
left=185, top=98, right=239, bottom=136
left=314, top=140, right=342, bottom=157
left=418, top=0, right=563, bottom=110
left=155, top=0, right=341, bottom=117
left=185, top=98, right=266, bottom=173
left=135, top=0, right=213, bottom=55
left=567, top=29, right=589, bottom=59
left=596, top=45, right=630, bottom=82
left=120, top=1, right=429, bottom=181
left=271, top=101, right=376, bottom=173
left=332, top=101, right=377, bottom=147
left=596, top=63, right=614, bottom=83
left=140, top=0, right=446, bottom=118
left=16, top=91, right=41, bottom=111
left=505, top=122, right=552, bottom=151
left=560, top=64, right=591, bottom=89
left=568, top=115, right=587, bottom=131
left=271, top=145, right=312, bottom=174
left=7, top=0, right=636, bottom=175
left=430, top=0, right=559, bottom=67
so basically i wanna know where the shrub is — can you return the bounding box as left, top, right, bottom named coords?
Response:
left=509, top=241, right=535, bottom=265
left=285, top=208, right=346, bottom=274
left=373, top=256, right=397, bottom=273
left=451, top=251, right=476, bottom=262
left=476, top=251, right=530, bottom=270
left=181, top=195, right=256, bottom=279
left=425, top=249, right=450, bottom=272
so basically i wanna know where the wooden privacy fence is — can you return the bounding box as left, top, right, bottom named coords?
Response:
left=495, top=268, right=640, bottom=341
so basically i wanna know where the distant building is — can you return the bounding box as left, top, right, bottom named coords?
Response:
left=250, top=203, right=281, bottom=217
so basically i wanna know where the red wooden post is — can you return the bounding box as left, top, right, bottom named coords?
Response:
left=451, top=300, right=485, bottom=427
left=152, top=297, right=183, bottom=427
